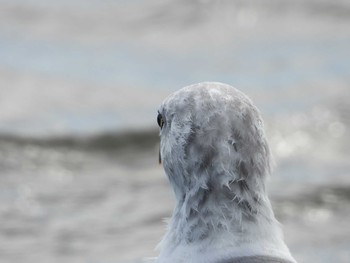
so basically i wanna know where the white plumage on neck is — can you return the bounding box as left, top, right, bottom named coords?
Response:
left=156, top=190, right=294, bottom=263
left=155, top=82, right=296, bottom=263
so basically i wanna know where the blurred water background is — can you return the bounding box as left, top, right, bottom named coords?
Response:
left=0, top=0, right=349, bottom=262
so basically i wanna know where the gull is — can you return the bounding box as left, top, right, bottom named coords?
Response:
left=155, top=82, right=297, bottom=263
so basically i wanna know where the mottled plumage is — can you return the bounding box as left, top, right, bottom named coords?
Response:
left=155, top=83, right=296, bottom=263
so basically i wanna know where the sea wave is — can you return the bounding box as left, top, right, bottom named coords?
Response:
left=0, top=129, right=160, bottom=152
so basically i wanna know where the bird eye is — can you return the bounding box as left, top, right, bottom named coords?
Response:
left=157, top=113, right=164, bottom=129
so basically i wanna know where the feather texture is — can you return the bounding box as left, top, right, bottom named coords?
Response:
left=155, top=82, right=296, bottom=263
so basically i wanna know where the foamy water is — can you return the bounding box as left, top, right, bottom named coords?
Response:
left=0, top=0, right=349, bottom=262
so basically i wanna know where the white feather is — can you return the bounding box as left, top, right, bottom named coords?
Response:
left=155, top=82, right=297, bottom=263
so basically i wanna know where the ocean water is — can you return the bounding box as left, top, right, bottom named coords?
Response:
left=0, top=0, right=349, bottom=262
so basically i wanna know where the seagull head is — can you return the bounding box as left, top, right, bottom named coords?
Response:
left=157, top=82, right=272, bottom=213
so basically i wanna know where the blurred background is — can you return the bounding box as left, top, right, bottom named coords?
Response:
left=0, top=0, right=349, bottom=262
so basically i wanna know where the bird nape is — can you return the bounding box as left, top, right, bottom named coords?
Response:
left=154, top=82, right=297, bottom=263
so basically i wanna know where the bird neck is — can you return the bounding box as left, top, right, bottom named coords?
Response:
left=171, top=185, right=278, bottom=243
left=157, top=179, right=292, bottom=262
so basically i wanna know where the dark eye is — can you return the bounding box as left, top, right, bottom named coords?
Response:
left=157, top=113, right=164, bottom=129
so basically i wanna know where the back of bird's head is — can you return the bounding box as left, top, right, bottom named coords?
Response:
left=157, top=82, right=272, bottom=196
